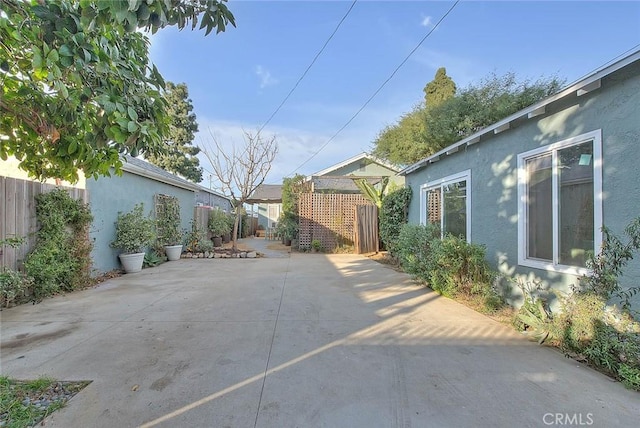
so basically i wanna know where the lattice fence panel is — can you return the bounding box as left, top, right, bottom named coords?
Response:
left=427, top=188, right=441, bottom=224
left=298, top=193, right=373, bottom=252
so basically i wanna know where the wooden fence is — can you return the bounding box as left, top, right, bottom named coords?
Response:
left=298, top=193, right=375, bottom=252
left=193, top=206, right=258, bottom=238
left=354, top=204, right=379, bottom=254
left=0, top=177, right=88, bottom=271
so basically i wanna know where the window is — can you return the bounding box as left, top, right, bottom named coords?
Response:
left=420, top=170, right=471, bottom=241
left=517, top=130, right=602, bottom=273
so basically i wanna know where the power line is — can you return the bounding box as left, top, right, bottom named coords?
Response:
left=285, top=0, right=461, bottom=178
left=256, top=0, right=358, bottom=136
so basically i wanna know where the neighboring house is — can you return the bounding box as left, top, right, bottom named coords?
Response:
left=0, top=155, right=86, bottom=189
left=250, top=152, right=403, bottom=228
left=309, top=152, right=403, bottom=193
left=195, top=186, right=233, bottom=213
left=401, top=49, right=640, bottom=309
left=87, top=155, right=200, bottom=274
left=248, top=184, right=283, bottom=230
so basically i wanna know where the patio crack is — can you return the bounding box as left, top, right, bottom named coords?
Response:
left=253, top=256, right=290, bottom=428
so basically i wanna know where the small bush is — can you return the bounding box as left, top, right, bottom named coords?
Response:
left=196, top=239, right=215, bottom=253
left=208, top=209, right=232, bottom=237
left=0, top=269, right=34, bottom=308
left=553, top=292, right=607, bottom=352
left=184, top=219, right=207, bottom=252
left=395, top=223, right=439, bottom=280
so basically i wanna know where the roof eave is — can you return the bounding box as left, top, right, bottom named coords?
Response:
left=122, top=163, right=200, bottom=192
left=400, top=49, right=640, bottom=176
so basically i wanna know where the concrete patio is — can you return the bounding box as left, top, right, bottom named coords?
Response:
left=0, top=248, right=638, bottom=427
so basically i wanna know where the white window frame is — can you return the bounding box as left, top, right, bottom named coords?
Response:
left=420, top=169, right=471, bottom=242
left=517, top=130, right=603, bottom=275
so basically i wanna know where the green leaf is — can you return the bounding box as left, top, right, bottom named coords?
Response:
left=127, top=106, right=138, bottom=121
left=32, top=5, right=57, bottom=21
left=127, top=121, right=138, bottom=132
left=32, top=50, right=43, bottom=70
left=60, top=56, right=73, bottom=68
left=68, top=141, right=78, bottom=154
left=59, top=44, right=73, bottom=57
left=47, top=49, right=59, bottom=63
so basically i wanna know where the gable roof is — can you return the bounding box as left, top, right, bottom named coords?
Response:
left=122, top=155, right=200, bottom=191
left=246, top=184, right=283, bottom=203
left=311, top=152, right=400, bottom=177
left=401, top=48, right=640, bottom=176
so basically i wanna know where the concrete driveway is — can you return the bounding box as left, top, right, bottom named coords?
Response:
left=1, top=248, right=638, bottom=427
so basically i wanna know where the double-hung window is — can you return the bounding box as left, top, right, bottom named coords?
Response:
left=420, top=170, right=471, bottom=241
left=517, top=130, right=602, bottom=273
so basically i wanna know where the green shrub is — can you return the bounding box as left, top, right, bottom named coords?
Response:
left=24, top=189, right=93, bottom=300
left=379, top=187, right=412, bottom=254
left=208, top=209, right=232, bottom=237
left=429, top=235, right=501, bottom=310
left=579, top=218, right=640, bottom=312
left=395, top=223, right=440, bottom=281
left=196, top=238, right=215, bottom=253
left=0, top=268, right=34, bottom=307
left=277, top=211, right=299, bottom=239
left=184, top=219, right=207, bottom=252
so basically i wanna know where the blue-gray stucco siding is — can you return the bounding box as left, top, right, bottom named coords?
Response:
left=87, top=172, right=195, bottom=274
left=405, top=61, right=640, bottom=307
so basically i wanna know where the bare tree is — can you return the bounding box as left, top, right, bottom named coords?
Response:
left=202, top=131, right=278, bottom=250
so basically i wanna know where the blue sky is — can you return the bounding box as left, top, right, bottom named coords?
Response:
left=148, top=1, right=640, bottom=187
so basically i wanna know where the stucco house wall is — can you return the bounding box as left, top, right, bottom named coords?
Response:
left=87, top=160, right=197, bottom=274
left=404, top=54, right=640, bottom=308
left=195, top=187, right=232, bottom=212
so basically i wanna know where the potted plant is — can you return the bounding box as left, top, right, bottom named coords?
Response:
left=223, top=213, right=234, bottom=243
left=277, top=212, right=298, bottom=246
left=156, top=197, right=183, bottom=261
left=110, top=204, right=155, bottom=273
left=208, top=209, right=231, bottom=247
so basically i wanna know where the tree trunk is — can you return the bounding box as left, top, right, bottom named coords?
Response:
left=232, top=211, right=241, bottom=251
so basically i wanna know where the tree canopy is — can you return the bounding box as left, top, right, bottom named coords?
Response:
left=146, top=82, right=202, bottom=182
left=373, top=70, right=564, bottom=166
left=0, top=0, right=235, bottom=182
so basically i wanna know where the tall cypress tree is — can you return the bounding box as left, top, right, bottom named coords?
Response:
left=147, top=82, right=203, bottom=182
left=423, top=67, right=457, bottom=108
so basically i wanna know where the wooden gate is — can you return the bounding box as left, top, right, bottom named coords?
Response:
left=353, top=204, right=378, bottom=254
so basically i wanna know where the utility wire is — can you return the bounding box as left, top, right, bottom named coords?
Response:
left=285, top=0, right=460, bottom=178
left=256, top=0, right=358, bottom=136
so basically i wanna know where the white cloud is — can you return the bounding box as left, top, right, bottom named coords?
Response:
left=420, top=15, right=433, bottom=28
left=255, top=65, right=278, bottom=89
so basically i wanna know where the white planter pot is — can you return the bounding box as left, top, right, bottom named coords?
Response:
left=119, top=252, right=145, bottom=273
left=164, top=245, right=183, bottom=261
